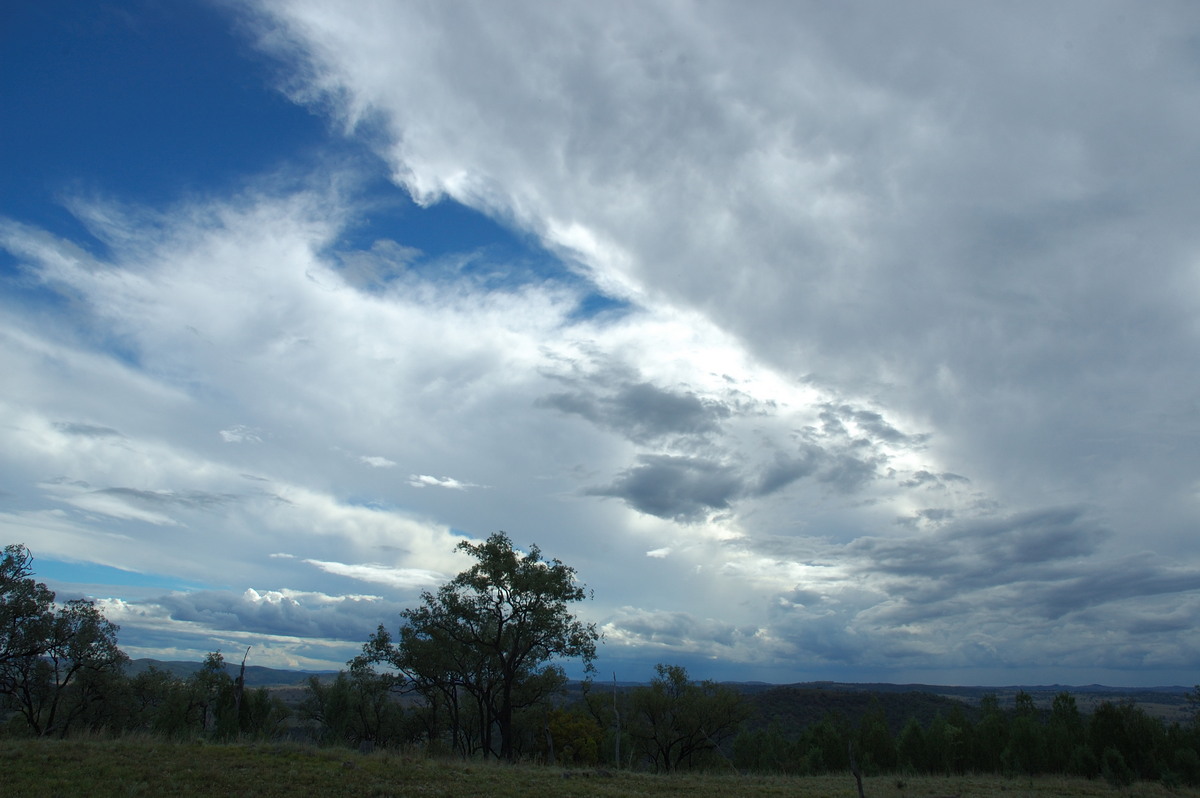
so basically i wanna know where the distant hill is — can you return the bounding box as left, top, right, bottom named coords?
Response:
left=126, top=658, right=338, bottom=688
left=123, top=661, right=1194, bottom=723
left=732, top=681, right=1196, bottom=728
left=738, top=684, right=971, bottom=736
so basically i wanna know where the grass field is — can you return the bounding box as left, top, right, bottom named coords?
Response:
left=2, top=739, right=1198, bottom=798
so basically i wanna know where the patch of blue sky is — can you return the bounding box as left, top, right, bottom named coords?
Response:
left=335, top=177, right=633, bottom=321
left=0, top=0, right=631, bottom=323
left=35, top=557, right=209, bottom=594
left=0, top=1, right=333, bottom=256
left=569, top=290, right=634, bottom=322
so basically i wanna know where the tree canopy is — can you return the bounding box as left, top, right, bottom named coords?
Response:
left=1, top=543, right=127, bottom=736
left=355, top=532, right=599, bottom=760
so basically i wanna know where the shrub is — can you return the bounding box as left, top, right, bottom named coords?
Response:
left=1102, top=746, right=1134, bottom=788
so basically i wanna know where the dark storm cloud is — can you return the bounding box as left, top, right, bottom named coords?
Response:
left=541, top=380, right=730, bottom=443
left=850, top=507, right=1107, bottom=585
left=586, top=397, right=917, bottom=519
left=814, top=507, right=1200, bottom=636
left=769, top=610, right=870, bottom=665
left=816, top=450, right=884, bottom=494
left=1033, top=553, right=1200, bottom=620
left=752, top=448, right=823, bottom=496
left=588, top=454, right=743, bottom=522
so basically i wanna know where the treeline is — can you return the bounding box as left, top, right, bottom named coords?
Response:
left=3, top=649, right=290, bottom=740
left=296, top=661, right=1200, bottom=786
left=296, top=660, right=746, bottom=770
left=731, top=689, right=1200, bottom=787
left=0, top=543, right=288, bottom=740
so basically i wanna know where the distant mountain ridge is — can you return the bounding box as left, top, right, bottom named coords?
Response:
left=733, top=681, right=1196, bottom=732
left=128, top=659, right=1193, bottom=694
left=736, top=680, right=1193, bottom=698
left=127, top=658, right=338, bottom=688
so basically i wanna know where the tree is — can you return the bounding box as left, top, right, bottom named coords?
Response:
left=191, top=650, right=234, bottom=737
left=1004, top=691, right=1045, bottom=775
left=128, top=665, right=196, bottom=737
left=628, top=664, right=748, bottom=772
left=187, top=650, right=288, bottom=741
left=356, top=532, right=599, bottom=760
left=1, top=544, right=56, bottom=690
left=856, top=699, right=897, bottom=773
left=1, top=544, right=127, bottom=737
left=897, top=716, right=927, bottom=773
left=1089, top=700, right=1165, bottom=781
left=301, top=666, right=409, bottom=749
left=973, top=693, right=1007, bottom=772
left=1046, top=691, right=1083, bottom=773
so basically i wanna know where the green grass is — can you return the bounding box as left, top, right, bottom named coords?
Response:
left=2, top=739, right=1197, bottom=798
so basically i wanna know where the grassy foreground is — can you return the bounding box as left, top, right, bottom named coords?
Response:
left=2, top=739, right=1197, bottom=798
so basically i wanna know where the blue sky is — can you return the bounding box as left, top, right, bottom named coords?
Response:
left=3, top=0, right=1200, bottom=687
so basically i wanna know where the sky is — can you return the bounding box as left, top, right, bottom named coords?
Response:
left=2, top=0, right=1199, bottom=688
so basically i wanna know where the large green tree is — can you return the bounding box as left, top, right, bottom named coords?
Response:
left=356, top=532, right=599, bottom=760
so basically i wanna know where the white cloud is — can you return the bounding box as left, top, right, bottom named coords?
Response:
left=220, top=426, right=263, bottom=444
left=408, top=474, right=476, bottom=490
left=302, top=558, right=444, bottom=590
left=359, top=455, right=396, bottom=468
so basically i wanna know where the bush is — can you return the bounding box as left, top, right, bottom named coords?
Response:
left=1069, top=744, right=1099, bottom=779
left=1102, top=746, right=1134, bottom=788
left=1173, top=746, right=1200, bottom=786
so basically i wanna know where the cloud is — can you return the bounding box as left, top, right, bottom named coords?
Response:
left=542, top=380, right=730, bottom=444
left=408, top=474, right=479, bottom=490
left=603, top=606, right=757, bottom=657
left=219, top=426, right=262, bottom=444
left=589, top=454, right=743, bottom=522
left=302, top=558, right=445, bottom=590
left=359, top=455, right=395, bottom=468
left=53, top=422, right=124, bottom=438
left=1033, top=554, right=1200, bottom=621
left=152, top=587, right=392, bottom=641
